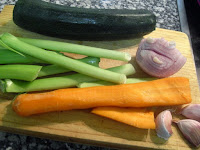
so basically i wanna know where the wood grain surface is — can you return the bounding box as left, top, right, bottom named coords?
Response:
left=0, top=5, right=200, bottom=150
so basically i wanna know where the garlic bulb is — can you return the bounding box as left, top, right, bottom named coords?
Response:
left=181, top=104, right=200, bottom=122
left=136, top=37, right=187, bottom=78
left=174, top=119, right=200, bottom=147
left=155, top=110, right=173, bottom=140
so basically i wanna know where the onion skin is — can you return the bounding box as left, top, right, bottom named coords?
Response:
left=136, top=37, right=187, bottom=78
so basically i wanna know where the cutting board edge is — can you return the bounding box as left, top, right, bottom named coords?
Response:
left=0, top=122, right=192, bottom=150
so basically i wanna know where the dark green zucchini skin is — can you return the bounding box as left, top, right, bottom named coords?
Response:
left=13, top=0, right=156, bottom=40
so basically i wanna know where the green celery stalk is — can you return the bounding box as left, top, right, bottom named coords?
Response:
left=0, top=33, right=126, bottom=84
left=78, top=78, right=156, bottom=88
left=0, top=80, right=6, bottom=93
left=78, top=81, right=113, bottom=88
left=0, top=48, right=100, bottom=76
left=0, top=45, right=5, bottom=49
left=125, top=78, right=157, bottom=83
left=19, top=37, right=131, bottom=62
left=1, top=64, right=135, bottom=93
left=0, top=48, right=46, bottom=64
left=38, top=57, right=100, bottom=77
left=0, top=64, right=42, bottom=81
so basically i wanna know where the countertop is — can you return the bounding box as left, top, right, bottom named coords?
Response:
left=0, top=0, right=182, bottom=150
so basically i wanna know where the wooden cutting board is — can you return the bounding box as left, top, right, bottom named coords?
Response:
left=0, top=5, right=200, bottom=150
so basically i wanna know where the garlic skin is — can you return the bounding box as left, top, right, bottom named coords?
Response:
left=136, top=37, right=187, bottom=78
left=181, top=104, right=200, bottom=122
left=174, top=119, right=200, bottom=147
left=155, top=110, right=173, bottom=140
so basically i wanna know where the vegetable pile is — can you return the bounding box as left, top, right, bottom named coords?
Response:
left=0, top=32, right=195, bottom=147
left=0, top=33, right=135, bottom=93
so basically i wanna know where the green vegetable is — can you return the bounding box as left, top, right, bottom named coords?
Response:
left=0, top=33, right=126, bottom=84
left=19, top=37, right=131, bottom=62
left=38, top=57, right=100, bottom=77
left=0, top=64, right=42, bottom=81
left=13, top=0, right=156, bottom=40
left=0, top=48, right=45, bottom=64
left=78, top=81, right=114, bottom=88
left=0, top=45, right=5, bottom=49
left=1, top=64, right=135, bottom=93
left=0, top=36, right=24, bottom=56
left=78, top=78, right=156, bottom=88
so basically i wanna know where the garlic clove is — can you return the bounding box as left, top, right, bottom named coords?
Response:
left=174, top=119, right=200, bottom=147
left=180, top=104, right=200, bottom=122
left=155, top=110, right=173, bottom=140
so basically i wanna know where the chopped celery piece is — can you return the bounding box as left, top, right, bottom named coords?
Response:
left=0, top=49, right=45, bottom=64
left=125, top=78, right=157, bottom=83
left=0, top=45, right=5, bottom=49
left=3, top=75, right=96, bottom=93
left=19, top=37, right=131, bottom=62
left=78, top=81, right=113, bottom=88
left=0, top=80, right=6, bottom=93
left=103, top=64, right=135, bottom=75
left=78, top=78, right=156, bottom=88
left=0, top=65, right=42, bottom=81
left=2, top=64, right=135, bottom=93
left=0, top=33, right=126, bottom=84
left=0, top=38, right=24, bottom=56
left=38, top=57, right=100, bottom=77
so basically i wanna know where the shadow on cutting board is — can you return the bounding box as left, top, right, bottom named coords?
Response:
left=2, top=102, right=188, bottom=147
left=1, top=103, right=149, bottom=143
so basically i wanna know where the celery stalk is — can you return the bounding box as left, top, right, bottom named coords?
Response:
left=0, top=33, right=126, bottom=84
left=0, top=45, right=5, bottom=49
left=0, top=80, right=6, bottom=93
left=2, top=64, right=135, bottom=93
left=0, top=37, right=24, bottom=56
left=78, top=78, right=156, bottom=88
left=0, top=49, right=99, bottom=76
left=3, top=75, right=96, bottom=93
left=0, top=65, right=42, bottom=81
left=78, top=81, right=113, bottom=88
left=19, top=37, right=131, bottom=62
left=38, top=57, right=100, bottom=77
left=125, top=78, right=157, bottom=83
left=0, top=49, right=46, bottom=64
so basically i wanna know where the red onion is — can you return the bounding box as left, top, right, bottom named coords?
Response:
left=136, top=37, right=187, bottom=78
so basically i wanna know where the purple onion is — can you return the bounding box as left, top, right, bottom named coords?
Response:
left=136, top=37, right=187, bottom=78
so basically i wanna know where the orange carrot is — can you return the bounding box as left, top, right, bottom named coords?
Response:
left=12, top=77, right=192, bottom=116
left=91, top=107, right=156, bottom=129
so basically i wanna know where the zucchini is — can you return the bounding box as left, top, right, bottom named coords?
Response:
left=13, top=0, right=156, bottom=40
